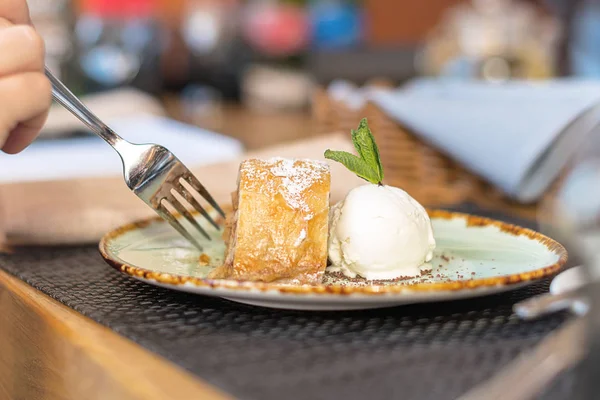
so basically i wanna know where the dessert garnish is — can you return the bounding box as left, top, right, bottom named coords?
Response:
left=325, top=119, right=436, bottom=281
left=325, top=118, right=384, bottom=185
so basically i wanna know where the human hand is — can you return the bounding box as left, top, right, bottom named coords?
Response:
left=0, top=0, right=51, bottom=154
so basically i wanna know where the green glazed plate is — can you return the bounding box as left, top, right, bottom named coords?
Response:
left=100, top=210, right=567, bottom=310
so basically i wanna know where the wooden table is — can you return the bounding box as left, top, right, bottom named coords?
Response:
left=0, top=270, right=229, bottom=400
left=163, top=99, right=320, bottom=151
left=0, top=105, right=314, bottom=400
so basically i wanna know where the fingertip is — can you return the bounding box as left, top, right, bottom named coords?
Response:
left=1, top=113, right=48, bottom=154
left=17, top=24, right=45, bottom=62
left=1, top=126, right=35, bottom=154
left=0, top=0, right=31, bottom=25
left=0, top=25, right=47, bottom=74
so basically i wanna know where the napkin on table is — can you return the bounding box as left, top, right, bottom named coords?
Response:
left=39, top=88, right=167, bottom=139
left=0, top=115, right=245, bottom=184
left=331, top=78, right=600, bottom=203
left=0, top=134, right=362, bottom=248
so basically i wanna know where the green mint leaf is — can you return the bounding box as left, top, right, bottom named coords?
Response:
left=324, top=150, right=380, bottom=184
left=351, top=118, right=384, bottom=183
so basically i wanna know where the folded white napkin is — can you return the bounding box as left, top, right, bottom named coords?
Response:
left=330, top=78, right=600, bottom=203
left=39, top=88, right=167, bottom=139
left=0, top=115, right=244, bottom=183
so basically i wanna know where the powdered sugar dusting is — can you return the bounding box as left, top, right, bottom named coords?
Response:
left=240, top=158, right=329, bottom=215
left=269, top=158, right=326, bottom=214
left=267, top=156, right=329, bottom=168
left=294, top=228, right=307, bottom=246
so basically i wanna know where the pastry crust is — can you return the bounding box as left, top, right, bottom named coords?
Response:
left=209, top=158, right=330, bottom=284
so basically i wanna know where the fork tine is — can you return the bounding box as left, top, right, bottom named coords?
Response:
left=168, top=191, right=212, bottom=241
left=183, top=175, right=226, bottom=218
left=177, top=182, right=220, bottom=230
left=159, top=199, right=204, bottom=251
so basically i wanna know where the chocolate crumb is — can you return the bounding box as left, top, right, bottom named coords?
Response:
left=325, top=270, right=423, bottom=286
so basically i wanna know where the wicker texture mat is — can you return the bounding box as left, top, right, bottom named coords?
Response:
left=0, top=208, right=576, bottom=400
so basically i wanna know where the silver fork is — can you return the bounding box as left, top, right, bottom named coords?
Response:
left=44, top=67, right=224, bottom=250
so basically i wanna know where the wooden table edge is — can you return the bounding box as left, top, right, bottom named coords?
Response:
left=0, top=269, right=232, bottom=400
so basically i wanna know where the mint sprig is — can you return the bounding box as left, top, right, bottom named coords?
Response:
left=324, top=150, right=381, bottom=183
left=324, top=118, right=384, bottom=185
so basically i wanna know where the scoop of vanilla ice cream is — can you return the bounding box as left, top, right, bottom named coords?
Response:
left=328, top=184, right=436, bottom=280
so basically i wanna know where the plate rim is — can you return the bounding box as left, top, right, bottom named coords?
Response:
left=99, top=209, right=568, bottom=297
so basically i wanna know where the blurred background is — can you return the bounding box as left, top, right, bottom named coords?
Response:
left=20, top=0, right=600, bottom=210
left=34, top=0, right=592, bottom=93
left=30, top=0, right=593, bottom=135
left=14, top=0, right=600, bottom=214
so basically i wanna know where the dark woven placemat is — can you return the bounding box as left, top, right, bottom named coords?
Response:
left=0, top=207, right=577, bottom=400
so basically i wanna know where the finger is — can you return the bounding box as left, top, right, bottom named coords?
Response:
left=2, top=111, right=49, bottom=154
left=0, top=72, right=51, bottom=153
left=0, top=25, right=44, bottom=76
left=0, top=0, right=30, bottom=25
left=0, top=17, right=12, bottom=30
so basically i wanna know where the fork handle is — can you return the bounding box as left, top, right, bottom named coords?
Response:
left=45, top=66, right=126, bottom=148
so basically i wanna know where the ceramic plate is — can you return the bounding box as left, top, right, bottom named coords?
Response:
left=99, top=210, right=567, bottom=310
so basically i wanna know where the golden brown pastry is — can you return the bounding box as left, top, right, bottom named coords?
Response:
left=209, top=158, right=331, bottom=284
